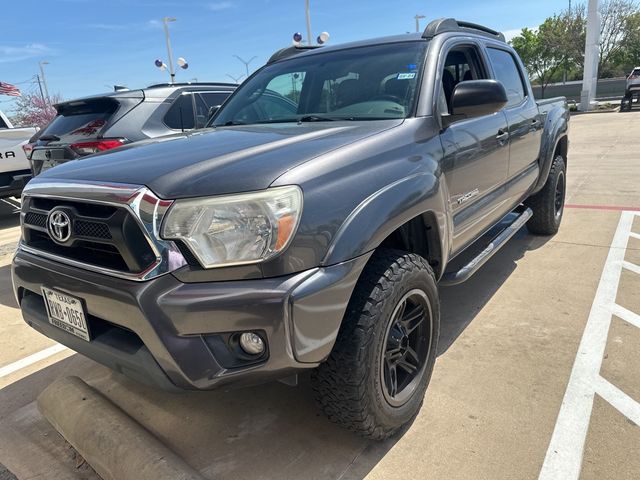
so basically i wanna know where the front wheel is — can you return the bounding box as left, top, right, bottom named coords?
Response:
left=311, top=249, right=440, bottom=440
left=525, top=155, right=566, bottom=235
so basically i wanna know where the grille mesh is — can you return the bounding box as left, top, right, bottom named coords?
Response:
left=24, top=212, right=47, bottom=228
left=74, top=220, right=112, bottom=239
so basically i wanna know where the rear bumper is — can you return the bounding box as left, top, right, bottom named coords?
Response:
left=12, top=248, right=369, bottom=390
left=0, top=170, right=31, bottom=198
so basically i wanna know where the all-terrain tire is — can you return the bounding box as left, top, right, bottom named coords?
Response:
left=311, top=249, right=440, bottom=440
left=525, top=155, right=566, bottom=235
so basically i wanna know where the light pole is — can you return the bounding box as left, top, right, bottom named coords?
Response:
left=305, top=0, right=313, bottom=46
left=414, top=15, right=426, bottom=33
left=39, top=61, right=50, bottom=103
left=580, top=0, right=601, bottom=111
left=163, top=17, right=177, bottom=82
left=232, top=55, right=257, bottom=78
left=226, top=73, right=244, bottom=83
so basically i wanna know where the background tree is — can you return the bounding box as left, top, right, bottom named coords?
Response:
left=511, top=15, right=576, bottom=98
left=615, top=10, right=640, bottom=72
left=10, top=93, right=60, bottom=129
left=598, top=0, right=638, bottom=76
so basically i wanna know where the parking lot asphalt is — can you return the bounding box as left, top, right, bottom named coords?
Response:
left=0, top=110, right=639, bottom=480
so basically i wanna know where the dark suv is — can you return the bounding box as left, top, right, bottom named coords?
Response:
left=13, top=19, right=569, bottom=439
left=29, top=83, right=236, bottom=176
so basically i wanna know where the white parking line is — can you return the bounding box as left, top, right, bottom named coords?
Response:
left=0, top=344, right=67, bottom=379
left=612, top=304, right=640, bottom=329
left=622, top=260, right=640, bottom=276
left=539, top=211, right=640, bottom=480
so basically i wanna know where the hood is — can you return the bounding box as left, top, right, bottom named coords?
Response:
left=40, top=121, right=403, bottom=199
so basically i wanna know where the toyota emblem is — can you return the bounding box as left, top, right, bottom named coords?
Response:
left=47, top=209, right=72, bottom=244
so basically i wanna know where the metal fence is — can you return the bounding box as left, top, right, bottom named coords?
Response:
left=532, top=77, right=626, bottom=102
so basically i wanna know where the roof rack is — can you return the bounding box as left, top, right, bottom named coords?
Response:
left=422, top=18, right=506, bottom=42
left=146, top=82, right=238, bottom=89
left=267, top=45, right=322, bottom=64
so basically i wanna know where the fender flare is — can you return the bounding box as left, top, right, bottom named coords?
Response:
left=532, top=108, right=569, bottom=194
left=322, top=172, right=449, bottom=273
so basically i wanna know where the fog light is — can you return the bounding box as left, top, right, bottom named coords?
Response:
left=239, top=332, right=265, bottom=355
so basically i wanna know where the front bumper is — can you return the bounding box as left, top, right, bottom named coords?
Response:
left=12, top=248, right=369, bottom=390
left=627, top=81, right=640, bottom=93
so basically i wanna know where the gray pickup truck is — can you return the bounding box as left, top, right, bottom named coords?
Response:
left=12, top=18, right=569, bottom=439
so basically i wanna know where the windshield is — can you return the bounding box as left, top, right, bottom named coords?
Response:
left=212, top=42, right=428, bottom=126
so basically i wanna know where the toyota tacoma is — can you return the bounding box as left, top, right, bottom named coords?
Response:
left=12, top=19, right=569, bottom=439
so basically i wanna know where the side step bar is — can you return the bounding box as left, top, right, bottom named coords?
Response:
left=439, top=207, right=533, bottom=286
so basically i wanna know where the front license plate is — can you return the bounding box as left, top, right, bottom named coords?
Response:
left=41, top=287, right=91, bottom=341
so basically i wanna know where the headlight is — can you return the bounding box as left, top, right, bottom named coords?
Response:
left=161, top=186, right=303, bottom=268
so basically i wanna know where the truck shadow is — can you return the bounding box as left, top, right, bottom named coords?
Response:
left=438, top=227, right=551, bottom=355
left=0, top=198, right=21, bottom=229
left=1, top=228, right=551, bottom=480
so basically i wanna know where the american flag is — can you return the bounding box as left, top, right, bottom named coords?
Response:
left=0, top=82, right=21, bottom=97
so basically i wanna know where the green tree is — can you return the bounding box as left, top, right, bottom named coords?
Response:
left=511, top=15, right=578, bottom=98
left=615, top=11, right=640, bottom=72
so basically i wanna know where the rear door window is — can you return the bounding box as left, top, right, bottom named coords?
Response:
left=487, top=48, right=526, bottom=107
left=164, top=93, right=195, bottom=130
left=199, top=92, right=230, bottom=109
left=194, top=92, right=231, bottom=128
left=39, top=99, right=118, bottom=143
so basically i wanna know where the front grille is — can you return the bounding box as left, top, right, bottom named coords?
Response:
left=25, top=211, right=113, bottom=240
left=21, top=196, right=157, bottom=275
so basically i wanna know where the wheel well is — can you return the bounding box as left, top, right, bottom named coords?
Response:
left=378, top=212, right=442, bottom=277
left=555, top=136, right=568, bottom=163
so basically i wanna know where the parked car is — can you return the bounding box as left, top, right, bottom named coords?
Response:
left=29, top=82, right=236, bottom=176
left=0, top=110, right=37, bottom=198
left=13, top=18, right=569, bottom=439
left=621, top=67, right=640, bottom=111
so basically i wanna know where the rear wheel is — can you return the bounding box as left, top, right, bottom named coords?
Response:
left=525, top=155, right=566, bottom=235
left=311, top=249, right=439, bottom=440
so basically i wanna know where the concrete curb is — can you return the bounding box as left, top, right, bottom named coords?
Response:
left=37, top=376, right=206, bottom=480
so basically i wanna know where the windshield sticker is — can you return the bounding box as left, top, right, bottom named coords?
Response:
left=397, top=73, right=416, bottom=80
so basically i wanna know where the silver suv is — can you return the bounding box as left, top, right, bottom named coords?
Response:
left=29, top=82, right=236, bottom=176
left=622, top=67, right=640, bottom=111
left=627, top=67, right=640, bottom=97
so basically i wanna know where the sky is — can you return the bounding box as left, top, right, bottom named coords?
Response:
left=1, top=0, right=567, bottom=116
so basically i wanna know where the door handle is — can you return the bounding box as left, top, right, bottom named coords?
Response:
left=496, top=129, right=509, bottom=143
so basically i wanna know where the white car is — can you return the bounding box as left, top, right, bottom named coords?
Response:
left=0, top=110, right=36, bottom=198
left=626, top=67, right=640, bottom=97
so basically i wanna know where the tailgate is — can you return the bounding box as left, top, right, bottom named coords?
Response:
left=0, top=129, right=33, bottom=172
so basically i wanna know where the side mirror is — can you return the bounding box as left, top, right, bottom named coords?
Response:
left=449, top=80, right=508, bottom=120
left=208, top=105, right=220, bottom=120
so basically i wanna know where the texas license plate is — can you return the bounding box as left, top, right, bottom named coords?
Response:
left=41, top=287, right=91, bottom=341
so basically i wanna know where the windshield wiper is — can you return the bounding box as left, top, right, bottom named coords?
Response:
left=39, top=134, right=60, bottom=142
left=221, top=120, right=246, bottom=126
left=298, top=115, right=336, bottom=123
